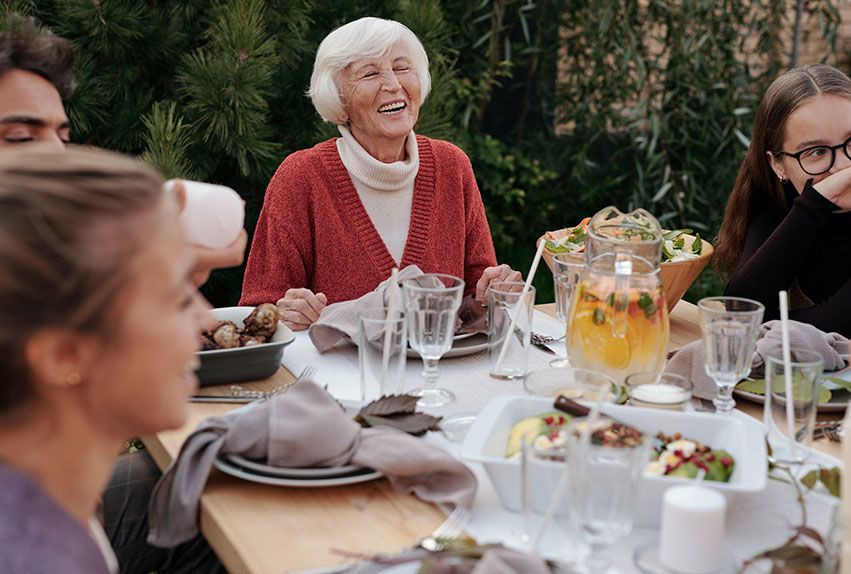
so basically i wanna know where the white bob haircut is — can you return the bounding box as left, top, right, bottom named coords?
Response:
left=309, top=17, right=431, bottom=125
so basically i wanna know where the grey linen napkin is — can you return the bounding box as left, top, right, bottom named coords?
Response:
left=146, top=380, right=476, bottom=547
left=309, top=265, right=423, bottom=352
left=665, top=319, right=849, bottom=399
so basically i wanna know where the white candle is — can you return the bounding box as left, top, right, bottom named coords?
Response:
left=165, top=179, right=245, bottom=249
left=659, top=485, right=726, bottom=573
left=630, top=383, right=691, bottom=408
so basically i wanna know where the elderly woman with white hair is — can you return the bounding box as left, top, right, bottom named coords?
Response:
left=240, top=16, right=519, bottom=330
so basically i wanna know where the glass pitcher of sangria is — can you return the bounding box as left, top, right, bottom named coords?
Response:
left=567, top=207, right=669, bottom=384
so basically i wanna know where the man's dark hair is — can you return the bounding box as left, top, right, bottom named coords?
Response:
left=0, top=13, right=76, bottom=98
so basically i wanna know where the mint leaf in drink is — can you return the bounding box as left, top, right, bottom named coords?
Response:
left=638, top=292, right=657, bottom=319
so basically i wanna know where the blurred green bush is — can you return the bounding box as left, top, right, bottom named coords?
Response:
left=3, top=0, right=841, bottom=306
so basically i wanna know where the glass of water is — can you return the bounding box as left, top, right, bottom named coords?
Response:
left=764, top=348, right=823, bottom=465
left=402, top=273, right=464, bottom=408
left=566, top=417, right=650, bottom=572
left=697, top=296, right=764, bottom=414
left=551, top=254, right=584, bottom=367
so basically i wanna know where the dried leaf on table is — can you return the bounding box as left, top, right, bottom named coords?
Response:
left=359, top=394, right=420, bottom=416
left=794, top=526, right=825, bottom=546
left=357, top=412, right=442, bottom=436
left=819, top=467, right=841, bottom=497
left=800, top=470, right=818, bottom=490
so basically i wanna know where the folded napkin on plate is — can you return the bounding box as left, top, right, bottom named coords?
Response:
left=665, top=319, right=849, bottom=399
left=309, top=265, right=423, bottom=353
left=147, top=380, right=476, bottom=547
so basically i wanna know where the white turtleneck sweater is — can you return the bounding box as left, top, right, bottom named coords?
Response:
left=336, top=125, right=419, bottom=265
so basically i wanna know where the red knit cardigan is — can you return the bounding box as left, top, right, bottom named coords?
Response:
left=240, top=135, right=498, bottom=305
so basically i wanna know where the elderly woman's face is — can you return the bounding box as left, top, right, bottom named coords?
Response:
left=340, top=42, right=421, bottom=146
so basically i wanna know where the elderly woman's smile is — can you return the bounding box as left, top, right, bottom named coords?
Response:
left=340, top=43, right=421, bottom=162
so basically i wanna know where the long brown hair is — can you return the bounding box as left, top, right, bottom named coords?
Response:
left=0, top=146, right=165, bottom=414
left=715, top=64, right=851, bottom=276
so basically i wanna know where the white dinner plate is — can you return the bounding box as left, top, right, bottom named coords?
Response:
left=407, top=333, right=488, bottom=359
left=224, top=454, right=364, bottom=479
left=214, top=456, right=383, bottom=488
left=452, top=331, right=479, bottom=342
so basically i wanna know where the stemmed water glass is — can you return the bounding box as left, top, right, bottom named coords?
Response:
left=402, top=273, right=464, bottom=408
left=697, top=296, right=764, bottom=414
left=550, top=254, right=585, bottom=367
left=565, top=416, right=650, bottom=573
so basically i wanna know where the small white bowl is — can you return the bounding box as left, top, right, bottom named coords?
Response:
left=460, top=395, right=767, bottom=527
left=196, top=306, right=295, bottom=387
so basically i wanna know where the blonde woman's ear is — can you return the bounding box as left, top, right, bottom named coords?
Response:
left=23, top=329, right=98, bottom=390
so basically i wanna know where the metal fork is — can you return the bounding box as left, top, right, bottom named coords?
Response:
left=813, top=420, right=844, bottom=442
left=189, top=365, right=316, bottom=403
left=230, top=365, right=316, bottom=398
left=418, top=507, right=471, bottom=552
left=530, top=332, right=565, bottom=345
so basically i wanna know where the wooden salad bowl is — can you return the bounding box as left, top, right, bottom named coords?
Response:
left=536, top=232, right=714, bottom=312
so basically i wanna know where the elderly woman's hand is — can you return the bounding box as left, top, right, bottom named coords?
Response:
left=476, top=264, right=523, bottom=303
left=277, top=288, right=328, bottom=331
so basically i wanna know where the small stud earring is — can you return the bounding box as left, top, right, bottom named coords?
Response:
left=779, top=176, right=788, bottom=183
left=66, top=372, right=82, bottom=386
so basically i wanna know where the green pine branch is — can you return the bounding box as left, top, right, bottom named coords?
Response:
left=140, top=101, right=197, bottom=181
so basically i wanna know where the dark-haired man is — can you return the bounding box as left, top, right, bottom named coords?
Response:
left=0, top=14, right=74, bottom=149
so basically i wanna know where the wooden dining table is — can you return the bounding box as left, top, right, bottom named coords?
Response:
left=142, top=300, right=843, bottom=574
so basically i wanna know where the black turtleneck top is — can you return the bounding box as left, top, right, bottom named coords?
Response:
left=724, top=181, right=851, bottom=337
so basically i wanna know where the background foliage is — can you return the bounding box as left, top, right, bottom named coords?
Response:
left=2, top=0, right=842, bottom=305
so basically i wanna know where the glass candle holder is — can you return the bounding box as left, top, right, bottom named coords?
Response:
left=626, top=372, right=693, bottom=411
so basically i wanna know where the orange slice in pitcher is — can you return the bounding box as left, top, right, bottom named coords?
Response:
left=572, top=303, right=633, bottom=370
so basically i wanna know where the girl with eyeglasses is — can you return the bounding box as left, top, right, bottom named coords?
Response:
left=715, top=64, right=851, bottom=336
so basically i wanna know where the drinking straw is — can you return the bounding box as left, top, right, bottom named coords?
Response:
left=380, top=268, right=400, bottom=394
left=778, top=291, right=797, bottom=462
left=532, top=399, right=602, bottom=552
left=494, top=240, right=546, bottom=372
left=520, top=430, right=532, bottom=547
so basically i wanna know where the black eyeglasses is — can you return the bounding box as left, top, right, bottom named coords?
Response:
left=776, top=136, right=851, bottom=176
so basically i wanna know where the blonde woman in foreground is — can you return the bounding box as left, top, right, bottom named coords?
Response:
left=0, top=146, right=211, bottom=573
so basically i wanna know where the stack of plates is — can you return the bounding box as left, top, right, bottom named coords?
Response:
left=214, top=453, right=383, bottom=487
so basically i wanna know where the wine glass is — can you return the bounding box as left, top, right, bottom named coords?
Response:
left=551, top=254, right=584, bottom=367
left=565, top=416, right=650, bottom=573
left=402, top=273, right=464, bottom=408
left=697, top=296, right=764, bottom=414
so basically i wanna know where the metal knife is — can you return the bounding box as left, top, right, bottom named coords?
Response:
left=188, top=395, right=258, bottom=404
left=531, top=340, right=556, bottom=354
